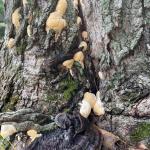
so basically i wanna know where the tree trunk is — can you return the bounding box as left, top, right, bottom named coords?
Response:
left=0, top=0, right=150, bottom=149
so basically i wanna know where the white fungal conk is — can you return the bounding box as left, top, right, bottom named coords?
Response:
left=1, top=124, right=17, bottom=138
left=77, top=16, right=82, bottom=25
left=27, top=25, right=32, bottom=37
left=79, top=100, right=91, bottom=118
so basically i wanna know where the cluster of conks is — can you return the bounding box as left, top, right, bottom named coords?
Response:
left=45, top=0, right=67, bottom=34
left=12, top=7, right=21, bottom=31
left=63, top=51, right=84, bottom=75
left=79, top=92, right=105, bottom=118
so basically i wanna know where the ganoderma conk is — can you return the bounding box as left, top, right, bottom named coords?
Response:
left=25, top=112, right=103, bottom=150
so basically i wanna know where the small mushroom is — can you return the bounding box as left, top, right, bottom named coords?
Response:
left=27, top=25, right=32, bottom=37
left=27, top=129, right=42, bottom=142
left=7, top=38, right=15, bottom=48
left=77, top=16, right=82, bottom=25
left=73, top=51, right=84, bottom=68
left=81, top=31, right=88, bottom=41
left=98, top=71, right=105, bottom=80
left=56, top=0, right=68, bottom=16
left=93, top=100, right=105, bottom=116
left=1, top=124, right=17, bottom=138
left=83, top=92, right=97, bottom=108
left=78, top=41, right=87, bottom=51
left=12, top=7, right=21, bottom=30
left=63, top=59, right=74, bottom=75
left=79, top=100, right=91, bottom=118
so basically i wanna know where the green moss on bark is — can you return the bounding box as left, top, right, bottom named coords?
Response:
left=131, top=123, right=150, bottom=142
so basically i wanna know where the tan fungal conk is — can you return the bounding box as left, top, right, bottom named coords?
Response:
left=63, top=59, right=74, bottom=76
left=73, top=51, right=84, bottom=68
left=84, top=92, right=97, bottom=108
left=27, top=129, right=42, bottom=142
left=56, top=0, right=68, bottom=16
left=63, top=59, right=74, bottom=69
left=7, top=38, right=15, bottom=48
left=82, top=31, right=88, bottom=41
left=79, top=91, right=105, bottom=118
left=46, top=0, right=68, bottom=35
left=12, top=7, right=21, bottom=30
left=79, top=41, right=87, bottom=51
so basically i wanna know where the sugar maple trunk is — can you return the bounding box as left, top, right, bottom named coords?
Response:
left=0, top=0, right=150, bottom=148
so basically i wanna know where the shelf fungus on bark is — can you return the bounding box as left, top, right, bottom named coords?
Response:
left=83, top=92, right=97, bottom=108
left=27, top=129, right=42, bottom=142
left=0, top=124, right=17, bottom=138
left=56, top=0, right=68, bottom=16
left=98, top=71, right=106, bottom=80
left=7, top=38, right=15, bottom=48
left=27, top=25, right=32, bottom=37
left=81, top=31, right=88, bottom=41
left=73, top=51, right=84, bottom=68
left=79, top=41, right=88, bottom=51
left=93, top=91, right=105, bottom=116
left=12, top=7, right=21, bottom=31
left=79, top=100, right=91, bottom=118
left=77, top=16, right=82, bottom=25
left=63, top=59, right=74, bottom=76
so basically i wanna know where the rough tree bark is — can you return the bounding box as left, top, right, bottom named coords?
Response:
left=0, top=0, right=150, bottom=149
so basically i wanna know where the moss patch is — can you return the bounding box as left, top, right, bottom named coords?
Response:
left=16, top=42, right=27, bottom=54
left=63, top=78, right=78, bottom=101
left=0, top=135, right=10, bottom=150
left=130, top=123, right=150, bottom=142
left=3, top=96, right=19, bottom=111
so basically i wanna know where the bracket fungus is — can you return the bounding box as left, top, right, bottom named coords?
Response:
left=27, top=25, right=32, bottom=37
left=81, top=31, right=88, bottom=41
left=27, top=129, right=42, bottom=142
left=83, top=92, right=97, bottom=108
left=79, top=91, right=105, bottom=118
left=79, top=41, right=88, bottom=51
left=7, top=38, right=15, bottom=48
left=56, top=0, right=68, bottom=16
left=73, top=51, right=84, bottom=68
left=0, top=124, right=17, bottom=138
left=77, top=16, right=82, bottom=25
left=12, top=7, right=21, bottom=30
left=63, top=59, right=74, bottom=75
left=79, top=100, right=91, bottom=118
left=93, top=91, right=105, bottom=116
